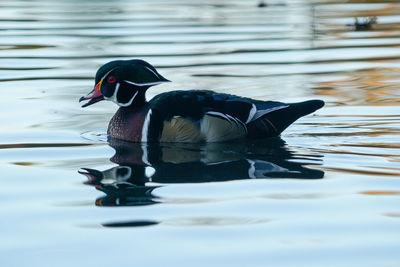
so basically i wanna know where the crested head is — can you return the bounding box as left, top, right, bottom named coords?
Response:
left=80, top=59, right=170, bottom=108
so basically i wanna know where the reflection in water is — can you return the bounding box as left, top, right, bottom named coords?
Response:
left=79, top=137, right=324, bottom=210
left=314, top=68, right=400, bottom=105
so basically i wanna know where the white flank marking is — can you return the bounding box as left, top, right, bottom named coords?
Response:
left=251, top=105, right=289, bottom=122
left=141, top=109, right=152, bottom=143
left=246, top=104, right=257, bottom=124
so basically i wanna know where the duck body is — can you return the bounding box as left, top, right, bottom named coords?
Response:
left=80, top=59, right=324, bottom=143
left=108, top=90, right=323, bottom=143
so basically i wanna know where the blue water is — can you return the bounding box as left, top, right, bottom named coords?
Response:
left=1, top=1, right=400, bottom=266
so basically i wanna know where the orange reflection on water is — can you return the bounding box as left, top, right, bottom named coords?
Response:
left=361, top=191, right=400, bottom=195
left=315, top=68, right=400, bottom=105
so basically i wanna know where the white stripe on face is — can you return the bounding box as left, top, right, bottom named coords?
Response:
left=103, top=82, right=120, bottom=102
left=123, top=80, right=165, bottom=87
left=144, top=66, right=161, bottom=79
left=100, top=67, right=118, bottom=82
left=104, top=82, right=138, bottom=107
left=118, top=90, right=139, bottom=107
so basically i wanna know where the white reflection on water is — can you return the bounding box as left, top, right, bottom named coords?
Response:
left=0, top=0, right=400, bottom=266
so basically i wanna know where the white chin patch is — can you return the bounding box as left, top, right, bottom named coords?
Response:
left=103, top=82, right=139, bottom=107
left=103, top=82, right=120, bottom=103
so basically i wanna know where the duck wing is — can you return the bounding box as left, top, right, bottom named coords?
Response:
left=147, top=90, right=254, bottom=142
left=146, top=90, right=323, bottom=142
left=247, top=99, right=325, bottom=138
left=149, top=90, right=288, bottom=121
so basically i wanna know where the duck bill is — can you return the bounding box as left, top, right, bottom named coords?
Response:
left=79, top=80, right=104, bottom=108
left=78, top=168, right=103, bottom=185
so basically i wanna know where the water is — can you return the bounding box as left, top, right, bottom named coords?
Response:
left=1, top=0, right=400, bottom=266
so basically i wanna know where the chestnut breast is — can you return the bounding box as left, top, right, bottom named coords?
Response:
left=107, top=106, right=149, bottom=142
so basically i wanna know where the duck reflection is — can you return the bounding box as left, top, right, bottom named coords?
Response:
left=79, top=137, right=324, bottom=207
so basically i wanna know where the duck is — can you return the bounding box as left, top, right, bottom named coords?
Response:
left=79, top=59, right=324, bottom=143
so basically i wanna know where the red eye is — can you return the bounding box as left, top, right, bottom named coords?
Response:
left=107, top=76, right=116, bottom=83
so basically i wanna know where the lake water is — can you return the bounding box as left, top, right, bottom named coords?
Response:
left=1, top=0, right=399, bottom=266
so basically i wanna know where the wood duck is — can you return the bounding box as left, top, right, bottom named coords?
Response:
left=80, top=59, right=324, bottom=143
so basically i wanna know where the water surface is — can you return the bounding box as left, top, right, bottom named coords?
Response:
left=1, top=1, right=400, bottom=266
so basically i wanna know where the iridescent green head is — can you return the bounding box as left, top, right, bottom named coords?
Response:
left=80, top=59, right=170, bottom=107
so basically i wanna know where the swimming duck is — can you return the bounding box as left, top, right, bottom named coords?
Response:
left=80, top=59, right=324, bottom=143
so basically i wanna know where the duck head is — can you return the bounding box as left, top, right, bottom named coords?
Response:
left=79, top=59, right=170, bottom=108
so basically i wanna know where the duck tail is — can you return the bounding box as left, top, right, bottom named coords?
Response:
left=247, top=99, right=324, bottom=138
